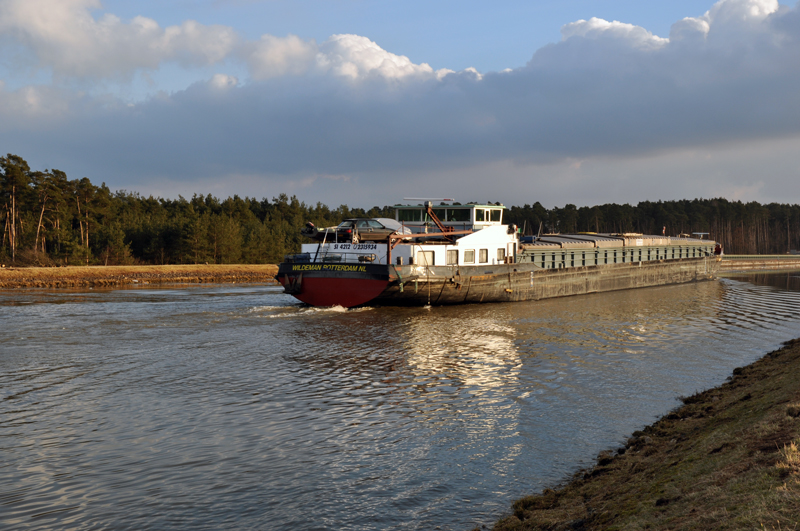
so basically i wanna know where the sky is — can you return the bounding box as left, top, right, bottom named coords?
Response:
left=1, top=0, right=800, bottom=209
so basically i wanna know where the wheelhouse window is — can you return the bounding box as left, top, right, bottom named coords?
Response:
left=447, top=250, right=458, bottom=265
left=448, top=209, right=470, bottom=222
left=479, top=249, right=488, bottom=263
left=474, top=209, right=485, bottom=222
left=432, top=208, right=447, bottom=221
left=398, top=209, right=421, bottom=222
left=490, top=209, right=502, bottom=222
left=464, top=250, right=475, bottom=264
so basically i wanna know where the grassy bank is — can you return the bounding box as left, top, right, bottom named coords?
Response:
left=486, top=339, right=800, bottom=531
left=0, top=264, right=279, bottom=288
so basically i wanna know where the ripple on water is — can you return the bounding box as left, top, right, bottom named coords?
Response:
left=2, top=276, right=800, bottom=530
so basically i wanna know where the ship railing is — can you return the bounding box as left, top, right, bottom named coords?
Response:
left=283, top=252, right=381, bottom=264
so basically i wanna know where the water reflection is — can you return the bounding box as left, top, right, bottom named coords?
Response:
left=402, top=307, right=520, bottom=389
left=726, top=272, right=800, bottom=292
left=2, top=275, right=800, bottom=530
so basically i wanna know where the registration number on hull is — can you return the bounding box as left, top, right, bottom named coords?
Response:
left=328, top=243, right=379, bottom=251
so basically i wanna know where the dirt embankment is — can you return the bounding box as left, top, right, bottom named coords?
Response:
left=0, top=264, right=279, bottom=288
left=486, top=338, right=800, bottom=531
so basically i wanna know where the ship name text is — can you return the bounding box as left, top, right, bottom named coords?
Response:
left=292, top=264, right=368, bottom=272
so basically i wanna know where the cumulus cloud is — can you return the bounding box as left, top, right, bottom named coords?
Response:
left=0, top=2, right=457, bottom=83
left=243, top=33, right=455, bottom=81
left=243, top=34, right=317, bottom=79
left=2, top=0, right=800, bottom=207
left=706, top=0, right=779, bottom=25
left=561, top=18, right=669, bottom=50
left=208, top=73, right=239, bottom=90
left=669, top=17, right=712, bottom=42
left=0, top=0, right=239, bottom=77
left=315, top=34, right=451, bottom=80
left=671, top=0, right=780, bottom=41
left=0, top=83, right=72, bottom=120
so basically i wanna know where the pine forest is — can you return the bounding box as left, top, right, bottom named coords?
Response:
left=2, top=154, right=799, bottom=266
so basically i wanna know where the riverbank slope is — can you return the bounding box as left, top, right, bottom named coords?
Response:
left=0, top=264, right=279, bottom=288
left=489, top=338, right=800, bottom=531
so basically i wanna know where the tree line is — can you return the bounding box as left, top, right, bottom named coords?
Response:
left=505, top=200, right=800, bottom=255
left=2, top=153, right=798, bottom=265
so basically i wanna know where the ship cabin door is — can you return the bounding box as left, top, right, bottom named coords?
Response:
left=506, top=243, right=516, bottom=264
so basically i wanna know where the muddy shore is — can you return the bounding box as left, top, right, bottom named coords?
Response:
left=0, top=264, right=279, bottom=289
left=486, top=338, right=800, bottom=531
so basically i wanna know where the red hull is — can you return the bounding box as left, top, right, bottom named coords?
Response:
left=280, top=276, right=389, bottom=307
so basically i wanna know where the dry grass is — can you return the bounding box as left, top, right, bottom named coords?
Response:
left=484, top=338, right=800, bottom=531
left=0, top=264, right=279, bottom=288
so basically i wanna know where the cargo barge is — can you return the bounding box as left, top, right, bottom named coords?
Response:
left=276, top=201, right=720, bottom=307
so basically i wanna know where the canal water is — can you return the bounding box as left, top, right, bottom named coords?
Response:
left=2, top=273, right=800, bottom=530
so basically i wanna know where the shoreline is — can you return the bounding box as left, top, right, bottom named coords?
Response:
left=486, top=338, right=800, bottom=531
left=0, top=264, right=279, bottom=289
